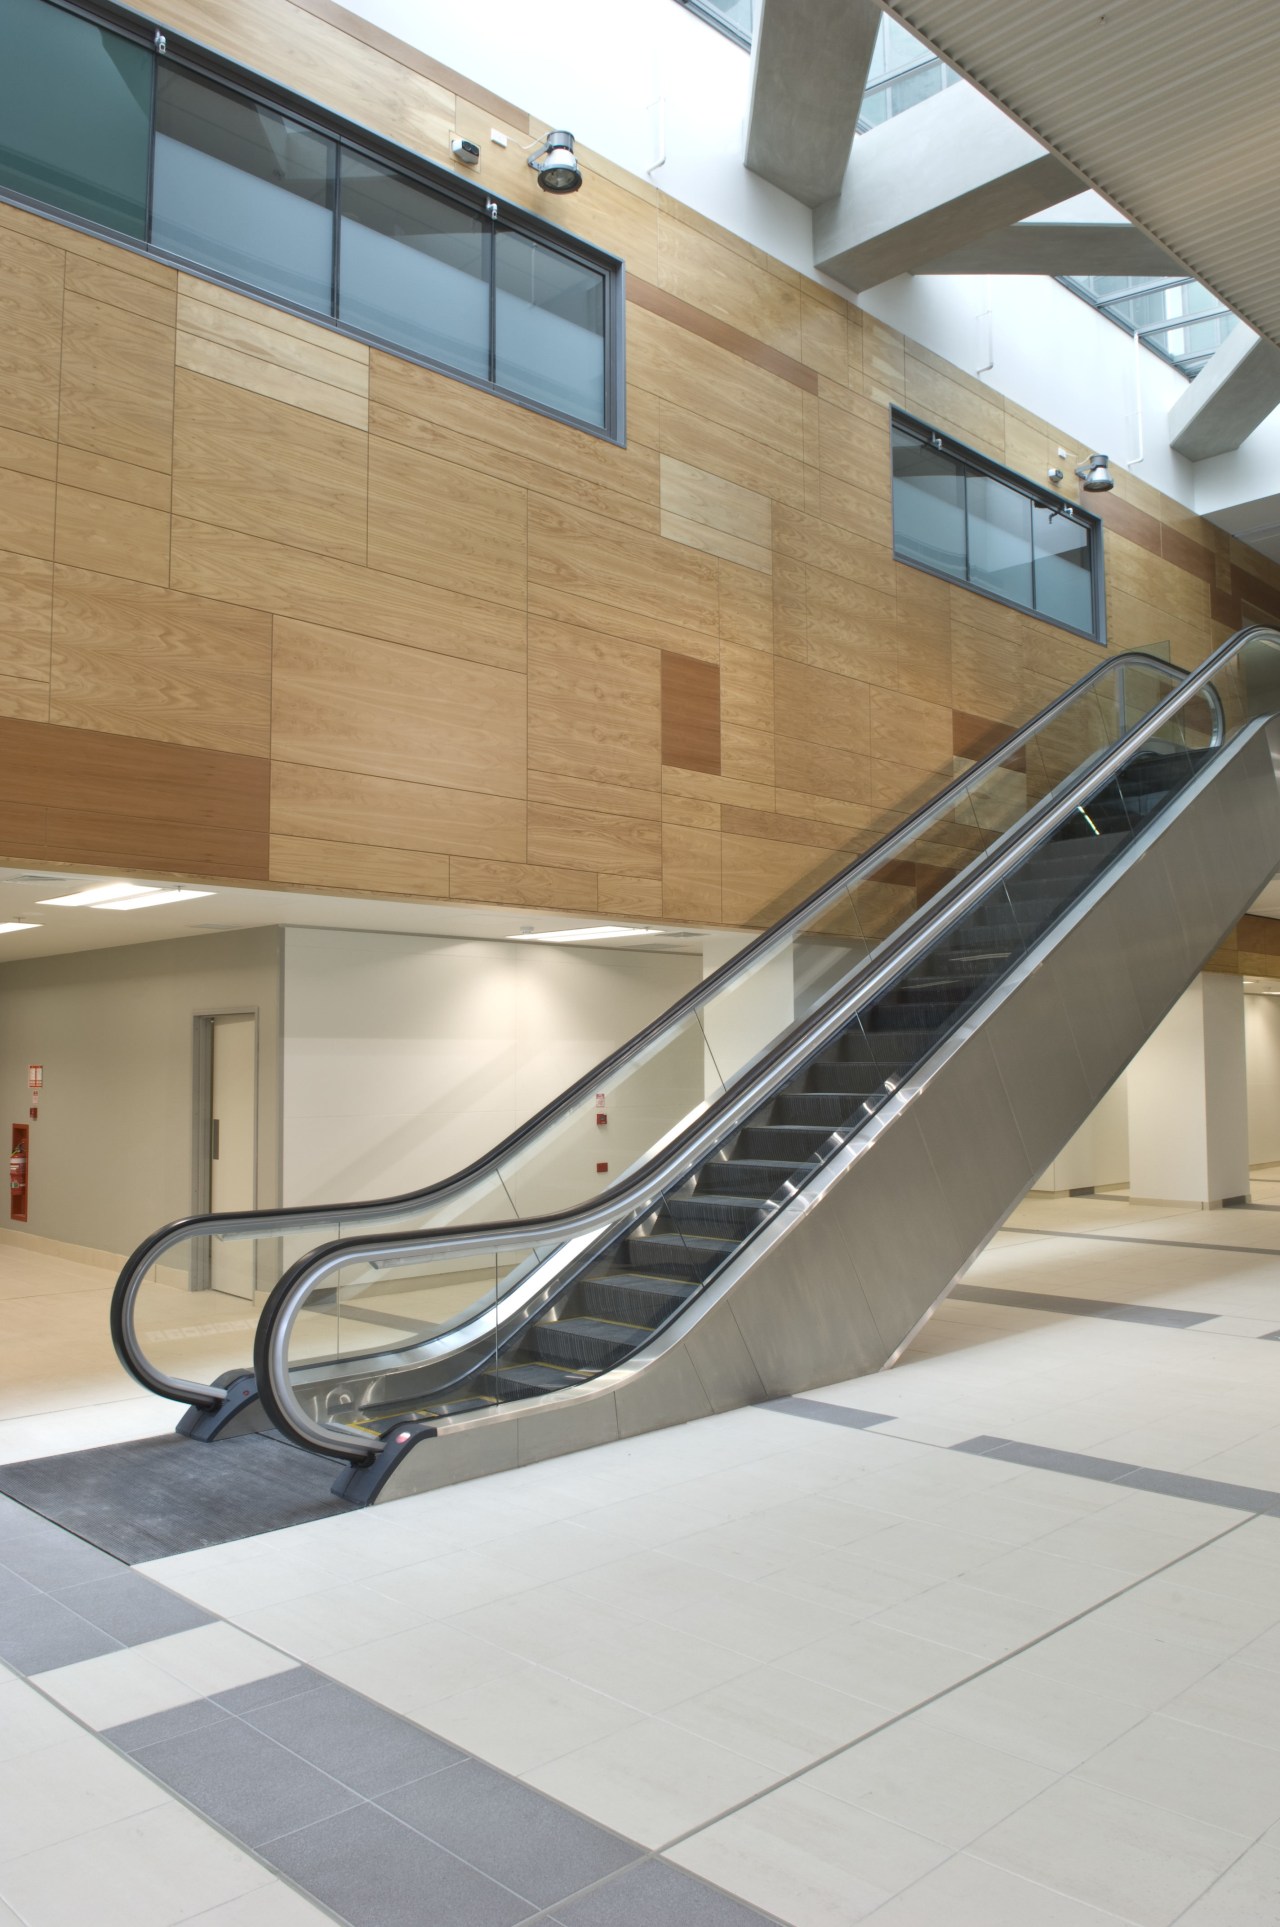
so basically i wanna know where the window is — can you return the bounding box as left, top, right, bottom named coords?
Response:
left=859, top=19, right=961, bottom=131
left=892, top=415, right=1105, bottom=641
left=0, top=0, right=622, bottom=440
left=0, top=0, right=150, bottom=237
left=678, top=0, right=753, bottom=50
left=1059, top=274, right=1239, bottom=380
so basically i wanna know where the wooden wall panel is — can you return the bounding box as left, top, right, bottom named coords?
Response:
left=0, top=0, right=1274, bottom=931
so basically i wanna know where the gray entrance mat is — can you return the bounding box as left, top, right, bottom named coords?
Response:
left=0, top=1431, right=352, bottom=1563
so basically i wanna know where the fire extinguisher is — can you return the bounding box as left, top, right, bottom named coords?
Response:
left=9, top=1149, right=25, bottom=1193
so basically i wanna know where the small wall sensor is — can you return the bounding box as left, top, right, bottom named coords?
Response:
left=450, top=137, right=481, bottom=165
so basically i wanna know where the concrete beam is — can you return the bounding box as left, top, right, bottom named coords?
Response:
left=915, top=219, right=1179, bottom=277
left=1168, top=325, right=1280, bottom=461
left=744, top=0, right=881, bottom=209
left=815, top=81, right=1080, bottom=292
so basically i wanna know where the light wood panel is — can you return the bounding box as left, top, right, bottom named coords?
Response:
left=0, top=0, right=1267, bottom=926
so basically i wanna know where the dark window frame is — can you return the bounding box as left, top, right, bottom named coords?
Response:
left=2, top=0, right=626, bottom=443
left=891, top=410, right=1107, bottom=645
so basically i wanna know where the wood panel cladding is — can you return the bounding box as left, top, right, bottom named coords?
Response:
left=0, top=3, right=1272, bottom=927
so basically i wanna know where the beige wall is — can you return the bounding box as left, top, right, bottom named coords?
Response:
left=0, top=0, right=1276, bottom=935
left=0, top=928, right=282, bottom=1256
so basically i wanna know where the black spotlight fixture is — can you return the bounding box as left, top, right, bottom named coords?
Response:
left=1075, top=453, right=1115, bottom=492
left=528, top=130, right=582, bottom=194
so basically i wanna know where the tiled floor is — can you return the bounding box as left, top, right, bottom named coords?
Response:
left=7, top=1189, right=1280, bottom=1922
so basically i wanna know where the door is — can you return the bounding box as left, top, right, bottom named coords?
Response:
left=208, top=1013, right=257, bottom=1298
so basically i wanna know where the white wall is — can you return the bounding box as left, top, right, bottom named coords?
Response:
left=281, top=928, right=702, bottom=1212
left=1128, top=974, right=1249, bottom=1205
left=1035, top=1073, right=1130, bottom=1193
left=0, top=929, right=282, bottom=1256
left=1246, top=993, right=1280, bottom=1166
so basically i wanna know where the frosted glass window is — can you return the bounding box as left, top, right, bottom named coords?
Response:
left=968, top=474, right=1033, bottom=606
left=495, top=232, right=606, bottom=427
left=1033, top=503, right=1094, bottom=632
left=152, top=67, right=335, bottom=312
left=892, top=427, right=966, bottom=577
left=0, top=0, right=150, bottom=237
left=338, top=154, right=488, bottom=379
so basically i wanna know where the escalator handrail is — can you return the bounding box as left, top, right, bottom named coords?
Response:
left=254, top=625, right=1275, bottom=1463
left=111, top=645, right=1192, bottom=1409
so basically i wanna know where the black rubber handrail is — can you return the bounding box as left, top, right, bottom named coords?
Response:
left=112, top=647, right=1193, bottom=1408
left=252, top=631, right=1268, bottom=1466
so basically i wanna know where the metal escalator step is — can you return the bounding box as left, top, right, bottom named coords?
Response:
left=578, top=1274, right=695, bottom=1325
left=698, top=1157, right=803, bottom=1196
left=484, top=1362, right=594, bottom=1396
left=664, top=1194, right=767, bottom=1239
left=770, top=1092, right=867, bottom=1127
left=621, top=1231, right=735, bottom=1280
left=733, top=1124, right=842, bottom=1162
left=528, top=1316, right=652, bottom=1368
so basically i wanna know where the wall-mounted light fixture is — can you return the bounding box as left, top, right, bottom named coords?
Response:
left=528, top=131, right=582, bottom=194
left=1075, top=453, right=1115, bottom=492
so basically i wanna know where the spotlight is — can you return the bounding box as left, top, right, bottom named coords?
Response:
left=1075, top=453, right=1115, bottom=492
left=528, top=130, right=582, bottom=195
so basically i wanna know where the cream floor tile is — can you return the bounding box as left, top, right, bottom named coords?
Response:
left=32, top=1645, right=206, bottom=1730
left=0, top=1732, right=171, bottom=1863
left=138, top=1623, right=298, bottom=1698
left=1077, top=1711, right=1280, bottom=1837
left=860, top=1848, right=1141, bottom=1924
left=1087, top=1574, right=1280, bottom=1660
left=868, top=1576, right=1073, bottom=1659
left=0, top=1800, right=273, bottom=1927
left=920, top=1659, right=1150, bottom=1772
left=1174, top=1833, right=1280, bottom=1925
left=571, top=1552, right=851, bottom=1663
left=971, top=1773, right=1250, bottom=1926
left=963, top=1544, right=1134, bottom=1612
left=407, top=1662, right=641, bottom=1775
left=668, top=1780, right=949, bottom=1926
left=0, top=1675, right=78, bottom=1762
left=235, top=1579, right=437, bottom=1662
left=1013, top=1614, right=1223, bottom=1711
left=183, top=1887, right=336, bottom=1925
left=318, top=1617, right=533, bottom=1713
left=806, top=1717, right=1054, bottom=1850
left=522, top=1715, right=779, bottom=1848
left=660, top=1662, right=892, bottom=1772
left=777, top=1619, right=982, bottom=1714
left=1161, top=1657, right=1280, bottom=1749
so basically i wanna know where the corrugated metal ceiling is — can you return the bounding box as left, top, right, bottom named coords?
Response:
left=880, top=0, right=1280, bottom=348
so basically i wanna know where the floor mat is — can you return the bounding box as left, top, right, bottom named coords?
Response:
left=0, top=1431, right=352, bottom=1562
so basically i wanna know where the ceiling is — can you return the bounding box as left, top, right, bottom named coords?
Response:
left=0, top=867, right=710, bottom=963
left=880, top=0, right=1280, bottom=350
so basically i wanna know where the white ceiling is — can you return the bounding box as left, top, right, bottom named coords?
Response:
left=881, top=0, right=1280, bottom=349
left=0, top=867, right=710, bottom=963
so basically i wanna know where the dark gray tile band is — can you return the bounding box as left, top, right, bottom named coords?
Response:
left=953, top=1434, right=1280, bottom=1513
left=765, top=1397, right=895, bottom=1429
left=952, top=1282, right=1214, bottom=1328
left=1014, top=1224, right=1280, bottom=1260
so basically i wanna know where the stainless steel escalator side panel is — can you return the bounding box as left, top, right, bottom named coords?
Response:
left=374, top=715, right=1280, bottom=1503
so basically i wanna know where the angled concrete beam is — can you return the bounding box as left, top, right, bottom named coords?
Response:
left=744, top=0, right=881, bottom=208
left=1168, top=325, right=1280, bottom=461
left=815, top=81, right=1080, bottom=292
left=916, top=219, right=1179, bottom=277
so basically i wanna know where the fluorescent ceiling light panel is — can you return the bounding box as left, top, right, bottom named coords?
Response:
left=0, top=921, right=40, bottom=934
left=513, top=924, right=665, bottom=943
left=39, top=881, right=147, bottom=906
left=96, top=888, right=215, bottom=911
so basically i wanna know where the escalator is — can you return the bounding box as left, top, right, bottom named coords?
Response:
left=113, top=627, right=1280, bottom=1506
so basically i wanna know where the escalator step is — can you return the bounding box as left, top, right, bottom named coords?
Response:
left=698, top=1157, right=804, bottom=1196
left=482, top=1362, right=593, bottom=1396
left=620, top=1230, right=735, bottom=1281
left=578, top=1274, right=695, bottom=1325
left=665, top=1192, right=768, bottom=1237
left=527, top=1316, right=651, bottom=1368
left=733, top=1124, right=842, bottom=1162
left=770, top=1092, right=866, bottom=1128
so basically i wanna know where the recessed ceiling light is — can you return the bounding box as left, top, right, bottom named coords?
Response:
left=0, top=921, right=40, bottom=935
left=40, top=881, right=147, bottom=906
left=512, top=924, right=666, bottom=944
left=96, top=888, right=215, bottom=911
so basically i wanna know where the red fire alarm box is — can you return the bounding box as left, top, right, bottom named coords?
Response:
left=10, top=1124, right=29, bottom=1223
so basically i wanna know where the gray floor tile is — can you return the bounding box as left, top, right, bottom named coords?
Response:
left=0, top=1524, right=122, bottom=1590
left=108, top=1697, right=232, bottom=1753
left=131, top=1715, right=363, bottom=1847
left=767, top=1398, right=894, bottom=1429
left=382, top=1759, right=641, bottom=1908
left=953, top=1284, right=1212, bottom=1327
left=551, top=1858, right=777, bottom=1925
left=264, top=1802, right=535, bottom=1927
left=213, top=1665, right=330, bottom=1713
left=244, top=1681, right=465, bottom=1798
left=986, top=1442, right=1139, bottom=1482
left=52, top=1569, right=214, bottom=1644
left=1118, top=1467, right=1279, bottom=1512
left=953, top=1436, right=1013, bottom=1456
left=0, top=1588, right=123, bottom=1672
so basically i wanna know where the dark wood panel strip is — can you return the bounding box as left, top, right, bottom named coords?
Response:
left=1094, top=489, right=1162, bottom=558
left=661, top=651, right=721, bottom=776
left=627, top=275, right=820, bottom=396
left=1159, top=524, right=1214, bottom=583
